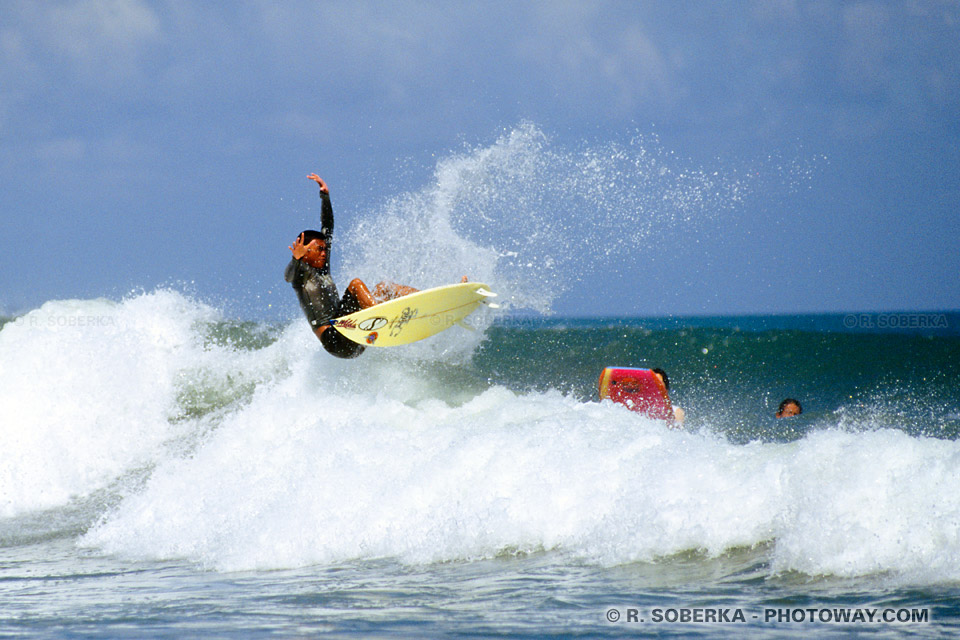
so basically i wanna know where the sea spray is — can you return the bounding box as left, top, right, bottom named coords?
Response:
left=342, top=124, right=756, bottom=319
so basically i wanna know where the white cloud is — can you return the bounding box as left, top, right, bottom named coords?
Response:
left=515, top=3, right=674, bottom=115
left=254, top=1, right=464, bottom=105
left=26, top=0, right=162, bottom=81
left=0, top=26, right=34, bottom=72
left=0, top=19, right=38, bottom=126
left=839, top=1, right=892, bottom=97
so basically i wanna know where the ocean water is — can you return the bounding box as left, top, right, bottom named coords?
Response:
left=3, top=127, right=958, bottom=636
left=2, top=294, right=959, bottom=638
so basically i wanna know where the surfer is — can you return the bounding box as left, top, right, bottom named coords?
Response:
left=775, top=398, right=802, bottom=418
left=652, top=368, right=686, bottom=424
left=285, top=173, right=419, bottom=359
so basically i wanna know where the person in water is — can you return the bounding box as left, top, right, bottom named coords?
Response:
left=775, top=398, right=803, bottom=418
left=652, top=367, right=686, bottom=424
left=285, top=173, right=419, bottom=359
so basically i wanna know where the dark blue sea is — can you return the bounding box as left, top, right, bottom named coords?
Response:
left=2, top=294, right=959, bottom=638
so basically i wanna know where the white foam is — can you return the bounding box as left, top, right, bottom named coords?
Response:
left=773, top=429, right=960, bottom=580
left=0, top=291, right=210, bottom=516
left=82, top=356, right=960, bottom=583
left=0, top=290, right=299, bottom=518
left=8, top=291, right=958, bottom=583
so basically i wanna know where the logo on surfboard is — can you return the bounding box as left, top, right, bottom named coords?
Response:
left=389, top=307, right=418, bottom=337
left=358, top=317, right=388, bottom=332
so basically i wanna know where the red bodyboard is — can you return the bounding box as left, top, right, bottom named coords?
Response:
left=598, top=367, right=674, bottom=420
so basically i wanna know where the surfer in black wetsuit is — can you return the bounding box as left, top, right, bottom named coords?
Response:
left=285, top=173, right=418, bottom=358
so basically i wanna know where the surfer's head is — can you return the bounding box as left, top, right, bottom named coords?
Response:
left=776, top=398, right=802, bottom=418
left=298, top=230, right=329, bottom=269
left=652, top=367, right=670, bottom=391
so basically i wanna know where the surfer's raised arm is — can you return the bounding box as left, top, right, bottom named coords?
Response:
left=307, top=173, right=333, bottom=238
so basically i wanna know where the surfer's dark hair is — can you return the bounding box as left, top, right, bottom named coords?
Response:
left=299, top=229, right=328, bottom=244
left=778, top=398, right=802, bottom=414
left=652, top=367, right=670, bottom=390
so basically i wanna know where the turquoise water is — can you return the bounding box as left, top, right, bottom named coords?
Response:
left=477, top=313, right=960, bottom=443
left=2, top=293, right=959, bottom=637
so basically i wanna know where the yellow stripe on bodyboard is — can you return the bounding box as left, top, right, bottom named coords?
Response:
left=330, top=282, right=498, bottom=347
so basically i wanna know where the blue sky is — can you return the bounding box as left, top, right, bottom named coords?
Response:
left=2, top=0, right=958, bottom=318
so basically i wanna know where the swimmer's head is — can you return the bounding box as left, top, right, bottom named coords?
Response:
left=776, top=398, right=802, bottom=418
left=652, top=367, right=670, bottom=391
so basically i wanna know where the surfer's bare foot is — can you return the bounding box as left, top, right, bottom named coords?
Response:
left=461, top=276, right=468, bottom=283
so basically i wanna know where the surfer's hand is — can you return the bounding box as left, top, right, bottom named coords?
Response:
left=290, top=234, right=308, bottom=259
left=307, top=173, right=329, bottom=194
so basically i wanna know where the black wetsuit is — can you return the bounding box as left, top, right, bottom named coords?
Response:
left=285, top=188, right=366, bottom=359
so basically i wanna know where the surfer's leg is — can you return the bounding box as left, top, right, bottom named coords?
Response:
left=372, top=281, right=419, bottom=303
left=344, top=278, right=377, bottom=310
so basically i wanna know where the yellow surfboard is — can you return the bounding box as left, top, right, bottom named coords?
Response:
left=330, top=282, right=498, bottom=347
